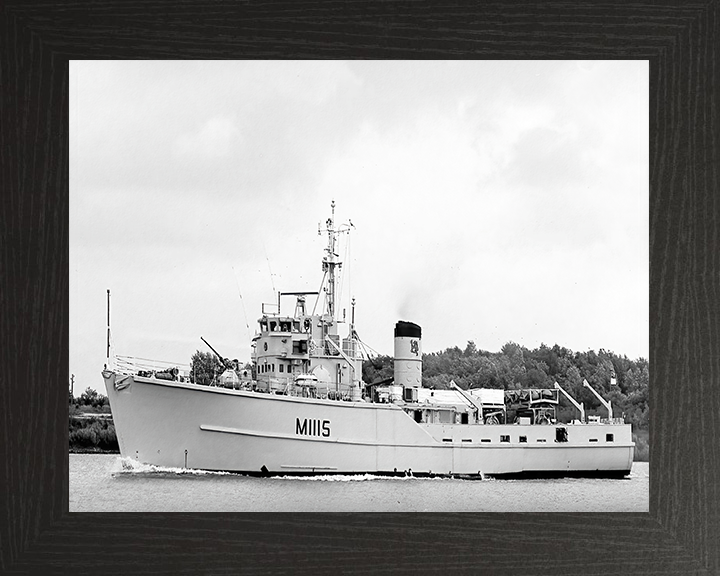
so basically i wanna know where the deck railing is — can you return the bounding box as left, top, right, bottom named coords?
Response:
left=114, top=355, right=190, bottom=379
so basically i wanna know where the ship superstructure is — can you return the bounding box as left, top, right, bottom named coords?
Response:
left=250, top=201, right=363, bottom=401
left=102, top=202, right=634, bottom=479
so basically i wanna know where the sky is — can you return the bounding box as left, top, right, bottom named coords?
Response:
left=70, top=60, right=649, bottom=396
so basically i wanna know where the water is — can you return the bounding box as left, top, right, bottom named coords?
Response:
left=69, top=454, right=649, bottom=512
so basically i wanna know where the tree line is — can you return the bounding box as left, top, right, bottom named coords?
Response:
left=69, top=387, right=118, bottom=452
left=69, top=386, right=111, bottom=412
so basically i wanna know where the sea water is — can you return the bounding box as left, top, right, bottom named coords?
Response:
left=69, top=454, right=649, bottom=513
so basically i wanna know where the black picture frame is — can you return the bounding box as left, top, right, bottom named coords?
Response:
left=2, top=2, right=718, bottom=574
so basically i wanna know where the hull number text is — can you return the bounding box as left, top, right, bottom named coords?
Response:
left=296, top=418, right=330, bottom=437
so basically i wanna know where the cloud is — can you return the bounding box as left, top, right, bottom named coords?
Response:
left=70, top=61, right=648, bottom=396
left=174, top=116, right=239, bottom=158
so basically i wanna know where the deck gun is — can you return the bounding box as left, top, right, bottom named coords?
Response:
left=201, top=336, right=232, bottom=370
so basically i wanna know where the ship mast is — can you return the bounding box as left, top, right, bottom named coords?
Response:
left=320, top=200, right=342, bottom=321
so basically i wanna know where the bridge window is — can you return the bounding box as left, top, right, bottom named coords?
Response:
left=279, top=364, right=284, bottom=373
left=293, top=340, right=308, bottom=354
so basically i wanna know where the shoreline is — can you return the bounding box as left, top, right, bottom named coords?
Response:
left=69, top=447, right=120, bottom=455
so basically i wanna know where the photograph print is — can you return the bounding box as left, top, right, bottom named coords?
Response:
left=69, top=60, right=648, bottom=512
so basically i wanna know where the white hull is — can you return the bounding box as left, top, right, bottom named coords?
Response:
left=104, top=371, right=634, bottom=478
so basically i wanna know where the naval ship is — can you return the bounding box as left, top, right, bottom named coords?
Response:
left=102, top=202, right=634, bottom=478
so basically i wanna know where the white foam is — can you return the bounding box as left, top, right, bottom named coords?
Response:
left=271, top=473, right=458, bottom=482
left=111, top=456, right=233, bottom=476
left=110, top=458, right=483, bottom=481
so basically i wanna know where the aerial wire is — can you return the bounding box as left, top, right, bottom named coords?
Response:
left=232, top=266, right=252, bottom=343
left=260, top=239, right=277, bottom=300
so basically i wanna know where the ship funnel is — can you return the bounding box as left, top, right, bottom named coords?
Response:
left=394, top=321, right=422, bottom=393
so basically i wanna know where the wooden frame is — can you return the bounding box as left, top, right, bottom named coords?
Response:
left=1, top=2, right=717, bottom=574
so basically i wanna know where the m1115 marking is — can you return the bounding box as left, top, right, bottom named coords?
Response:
left=296, top=418, right=330, bottom=437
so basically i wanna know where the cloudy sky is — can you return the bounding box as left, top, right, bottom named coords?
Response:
left=70, top=60, right=648, bottom=395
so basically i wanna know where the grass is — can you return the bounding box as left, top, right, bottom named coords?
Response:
left=69, top=413, right=119, bottom=453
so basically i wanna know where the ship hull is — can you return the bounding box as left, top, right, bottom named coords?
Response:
left=103, top=371, right=634, bottom=478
